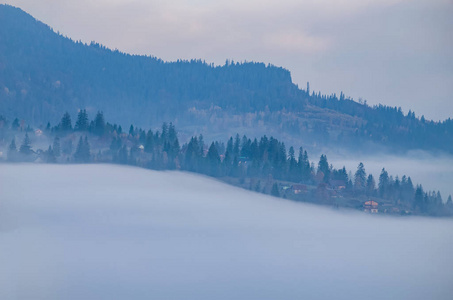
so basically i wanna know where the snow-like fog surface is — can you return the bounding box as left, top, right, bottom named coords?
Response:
left=1, top=164, right=452, bottom=300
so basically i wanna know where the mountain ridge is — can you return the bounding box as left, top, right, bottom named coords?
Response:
left=0, top=4, right=452, bottom=154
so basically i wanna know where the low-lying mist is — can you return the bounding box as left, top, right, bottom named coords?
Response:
left=323, top=150, right=453, bottom=200
left=1, top=164, right=452, bottom=300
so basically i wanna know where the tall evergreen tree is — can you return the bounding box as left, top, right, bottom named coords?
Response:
left=19, top=133, right=33, bottom=155
left=354, top=162, right=367, bottom=191
left=206, top=142, right=221, bottom=176
left=11, top=118, right=20, bottom=131
left=366, top=174, right=376, bottom=196
left=60, top=112, right=72, bottom=132
left=414, top=185, right=425, bottom=212
left=94, top=111, right=106, bottom=136
left=317, top=154, right=330, bottom=183
left=447, top=195, right=452, bottom=207
left=75, top=109, right=89, bottom=131
left=378, top=168, right=389, bottom=198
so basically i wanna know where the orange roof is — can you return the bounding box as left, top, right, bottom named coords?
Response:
left=364, top=200, right=378, bottom=206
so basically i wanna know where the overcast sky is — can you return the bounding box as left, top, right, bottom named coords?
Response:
left=3, top=0, right=452, bottom=120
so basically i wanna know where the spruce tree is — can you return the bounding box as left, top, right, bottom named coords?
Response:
left=60, top=112, right=72, bottom=132
left=94, top=111, right=105, bottom=136
left=11, top=118, right=19, bottom=131
left=378, top=168, right=389, bottom=198
left=366, top=174, right=376, bottom=196
left=354, top=162, right=367, bottom=191
left=19, top=133, right=33, bottom=155
left=317, top=154, right=330, bottom=183
left=206, top=142, right=220, bottom=176
left=75, top=109, right=89, bottom=131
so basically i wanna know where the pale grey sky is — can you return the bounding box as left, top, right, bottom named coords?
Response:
left=3, top=0, right=452, bottom=120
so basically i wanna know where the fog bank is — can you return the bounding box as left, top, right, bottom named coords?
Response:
left=1, top=164, right=452, bottom=299
left=325, top=151, right=453, bottom=200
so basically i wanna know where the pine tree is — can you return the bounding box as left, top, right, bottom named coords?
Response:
left=60, top=112, right=72, bottom=132
left=378, top=168, right=389, bottom=198
left=206, top=142, right=220, bottom=176
left=288, top=146, right=297, bottom=181
left=366, top=174, right=376, bottom=196
left=75, top=109, right=89, bottom=131
left=414, top=185, right=424, bottom=212
left=11, top=118, right=19, bottom=131
left=317, top=154, right=330, bottom=183
left=354, top=162, right=367, bottom=191
left=94, top=111, right=106, bottom=136
left=19, top=133, right=33, bottom=155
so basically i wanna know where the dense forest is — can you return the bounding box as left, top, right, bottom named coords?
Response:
left=1, top=112, right=452, bottom=217
left=1, top=4, right=452, bottom=154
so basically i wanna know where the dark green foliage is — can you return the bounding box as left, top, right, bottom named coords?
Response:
left=75, top=110, right=89, bottom=131
left=354, top=162, right=366, bottom=191
left=11, top=118, right=19, bottom=131
left=378, top=168, right=389, bottom=198
left=59, top=112, right=72, bottom=132
left=94, top=111, right=106, bottom=136
left=366, top=174, right=376, bottom=196
left=2, top=108, right=450, bottom=216
left=317, top=154, right=330, bottom=183
left=1, top=5, right=453, bottom=156
left=414, top=185, right=424, bottom=212
left=206, top=142, right=221, bottom=176
left=19, top=133, right=32, bottom=155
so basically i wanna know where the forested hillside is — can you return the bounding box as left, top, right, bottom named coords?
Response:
left=2, top=111, right=452, bottom=216
left=0, top=4, right=452, bottom=154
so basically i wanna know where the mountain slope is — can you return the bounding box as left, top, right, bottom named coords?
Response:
left=0, top=5, right=301, bottom=124
left=0, top=4, right=452, bottom=153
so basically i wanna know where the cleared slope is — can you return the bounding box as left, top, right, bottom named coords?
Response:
left=0, top=164, right=452, bottom=300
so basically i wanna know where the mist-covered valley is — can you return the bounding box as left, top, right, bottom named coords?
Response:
left=1, top=164, right=452, bottom=300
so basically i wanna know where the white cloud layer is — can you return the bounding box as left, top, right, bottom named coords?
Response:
left=1, top=164, right=452, bottom=299
left=2, top=0, right=452, bottom=120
